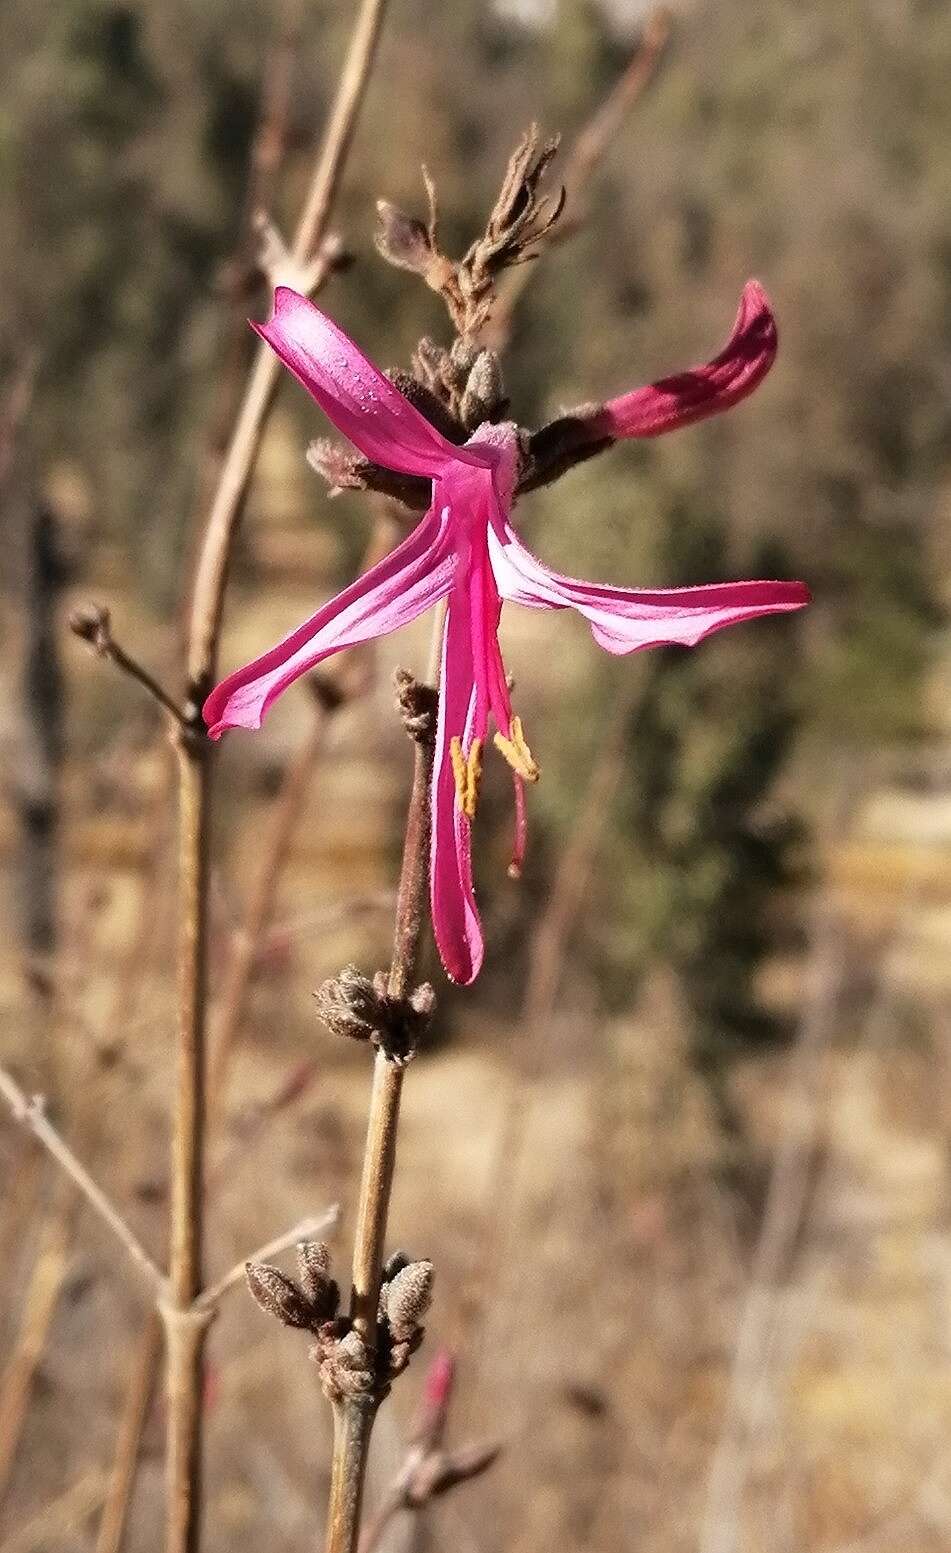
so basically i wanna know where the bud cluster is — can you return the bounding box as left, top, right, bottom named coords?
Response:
left=245, top=1241, right=434, bottom=1406
left=305, top=127, right=620, bottom=517
left=314, top=965, right=435, bottom=1066
left=375, top=124, right=564, bottom=339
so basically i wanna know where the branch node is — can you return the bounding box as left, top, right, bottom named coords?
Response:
left=254, top=212, right=351, bottom=295
left=314, top=966, right=435, bottom=1066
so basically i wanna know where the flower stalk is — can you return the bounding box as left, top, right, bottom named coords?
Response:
left=325, top=663, right=438, bottom=1553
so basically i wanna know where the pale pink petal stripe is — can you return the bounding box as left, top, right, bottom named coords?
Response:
left=487, top=516, right=810, bottom=653
left=592, top=280, right=777, bottom=440
left=254, top=289, right=496, bottom=478
left=204, top=502, right=456, bottom=738
left=430, top=595, right=483, bottom=985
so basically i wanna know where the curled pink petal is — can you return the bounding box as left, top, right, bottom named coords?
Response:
left=430, top=599, right=484, bottom=985
left=488, top=510, right=809, bottom=653
left=204, top=502, right=456, bottom=738
left=592, top=280, right=777, bottom=440
left=254, top=289, right=495, bottom=479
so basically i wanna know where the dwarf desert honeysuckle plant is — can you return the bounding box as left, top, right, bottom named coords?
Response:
left=205, top=271, right=808, bottom=984
left=209, top=129, right=808, bottom=1553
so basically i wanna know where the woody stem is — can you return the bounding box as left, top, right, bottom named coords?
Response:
left=324, top=654, right=437, bottom=1553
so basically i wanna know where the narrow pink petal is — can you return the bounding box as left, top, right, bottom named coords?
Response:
left=488, top=515, right=809, bottom=653
left=592, top=280, right=777, bottom=439
left=430, top=598, right=484, bottom=985
left=254, top=289, right=495, bottom=478
left=204, top=502, right=456, bottom=738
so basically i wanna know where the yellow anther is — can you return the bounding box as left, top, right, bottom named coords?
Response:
left=493, top=715, right=540, bottom=783
left=449, top=735, right=483, bottom=819
left=450, top=736, right=468, bottom=806
left=465, top=739, right=483, bottom=817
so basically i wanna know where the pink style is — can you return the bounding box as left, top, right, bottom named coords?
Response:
left=203, top=283, right=809, bottom=985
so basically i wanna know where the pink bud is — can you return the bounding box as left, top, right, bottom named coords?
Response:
left=423, top=1348, right=456, bottom=1413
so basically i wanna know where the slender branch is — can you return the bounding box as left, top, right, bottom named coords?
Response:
left=195, top=1208, right=340, bottom=1312
left=186, top=0, right=392, bottom=689
left=0, top=1192, right=73, bottom=1509
left=94, top=1315, right=163, bottom=1553
left=0, top=1470, right=107, bottom=1553
left=206, top=700, right=331, bottom=1103
left=69, top=605, right=187, bottom=728
left=356, top=1351, right=500, bottom=1553
left=164, top=723, right=211, bottom=1553
left=485, top=8, right=669, bottom=350
left=325, top=617, right=440, bottom=1553
left=0, top=1067, right=163, bottom=1292
left=553, top=6, right=670, bottom=239
left=697, top=909, right=844, bottom=1553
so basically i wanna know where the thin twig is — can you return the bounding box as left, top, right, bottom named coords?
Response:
left=554, top=6, right=670, bottom=239
left=195, top=1208, right=340, bottom=1312
left=324, top=610, right=442, bottom=1553
left=0, top=1068, right=163, bottom=1292
left=696, top=910, right=844, bottom=1553
left=0, top=1470, right=106, bottom=1553
left=485, top=8, right=669, bottom=350
left=69, top=606, right=187, bottom=728
left=185, top=0, right=392, bottom=687
left=0, top=1191, right=73, bottom=1510
left=94, top=1316, right=163, bottom=1553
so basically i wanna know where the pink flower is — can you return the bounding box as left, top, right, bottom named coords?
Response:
left=204, top=284, right=809, bottom=984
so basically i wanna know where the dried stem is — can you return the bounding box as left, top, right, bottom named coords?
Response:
left=186, top=0, right=391, bottom=682
left=94, top=1316, right=163, bottom=1553
left=163, top=3, right=393, bottom=1549
left=0, top=1192, right=73, bottom=1510
left=0, top=1068, right=163, bottom=1292
left=697, top=907, right=844, bottom=1553
left=207, top=511, right=394, bottom=1107
left=70, top=605, right=186, bottom=728
left=485, top=9, right=669, bottom=350
left=164, top=727, right=211, bottom=1553
left=195, top=1208, right=340, bottom=1312
left=1, top=1470, right=107, bottom=1553
left=325, top=619, right=440, bottom=1553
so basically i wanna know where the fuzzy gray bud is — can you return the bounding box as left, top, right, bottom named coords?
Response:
left=460, top=350, right=505, bottom=430
left=384, top=1259, right=434, bottom=1341
left=246, top=1262, right=314, bottom=1329
left=314, top=965, right=379, bottom=1043
left=374, top=201, right=434, bottom=275
left=296, top=1241, right=338, bottom=1317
